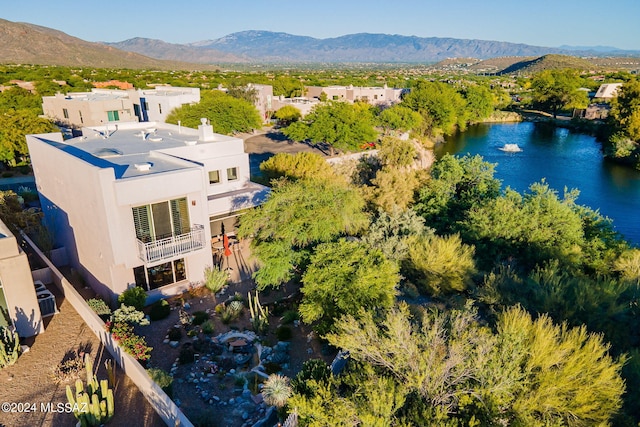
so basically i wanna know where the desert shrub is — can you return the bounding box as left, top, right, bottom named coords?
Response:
left=87, top=298, right=112, bottom=318
left=167, top=327, right=182, bottom=341
left=201, top=320, right=215, bottom=335
left=204, top=266, right=228, bottom=296
left=118, top=286, right=147, bottom=310
left=149, top=300, right=171, bottom=321
left=264, top=361, right=282, bottom=375
left=281, top=310, right=299, bottom=325
left=275, top=326, right=293, bottom=341
left=179, top=345, right=195, bottom=365
left=112, top=305, right=149, bottom=326
left=192, top=311, right=210, bottom=326
left=147, top=367, right=173, bottom=398
left=51, top=350, right=85, bottom=382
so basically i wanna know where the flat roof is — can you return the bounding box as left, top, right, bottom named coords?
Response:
left=36, top=121, right=239, bottom=179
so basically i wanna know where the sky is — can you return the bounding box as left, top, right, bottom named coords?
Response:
left=4, top=0, right=640, bottom=50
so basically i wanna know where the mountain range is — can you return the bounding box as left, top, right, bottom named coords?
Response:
left=108, top=30, right=640, bottom=64
left=1, top=18, right=639, bottom=70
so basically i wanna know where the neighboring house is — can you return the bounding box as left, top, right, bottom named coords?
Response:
left=42, top=87, right=200, bottom=127
left=247, top=83, right=273, bottom=121
left=584, top=103, right=612, bottom=120
left=93, top=80, right=134, bottom=90
left=0, top=219, right=43, bottom=338
left=272, top=96, right=320, bottom=117
left=594, top=83, right=622, bottom=100
left=26, top=119, right=269, bottom=305
left=305, top=84, right=405, bottom=106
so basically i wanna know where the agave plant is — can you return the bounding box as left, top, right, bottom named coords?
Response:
left=262, top=374, right=292, bottom=408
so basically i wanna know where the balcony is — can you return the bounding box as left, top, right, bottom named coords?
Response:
left=136, top=224, right=206, bottom=264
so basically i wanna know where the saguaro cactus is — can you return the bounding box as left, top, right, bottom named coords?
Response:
left=65, top=354, right=114, bottom=426
left=0, top=326, right=20, bottom=369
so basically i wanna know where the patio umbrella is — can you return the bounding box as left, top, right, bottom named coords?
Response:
left=223, top=234, right=232, bottom=257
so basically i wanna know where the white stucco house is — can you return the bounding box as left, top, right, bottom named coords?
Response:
left=26, top=119, right=268, bottom=304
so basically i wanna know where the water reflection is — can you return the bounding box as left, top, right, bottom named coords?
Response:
left=441, top=122, right=640, bottom=245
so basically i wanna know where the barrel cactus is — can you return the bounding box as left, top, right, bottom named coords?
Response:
left=0, top=326, right=20, bottom=369
left=66, top=354, right=114, bottom=426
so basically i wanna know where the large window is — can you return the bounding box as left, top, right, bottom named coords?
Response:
left=132, top=198, right=190, bottom=242
left=0, top=280, right=12, bottom=329
left=134, top=259, right=186, bottom=290
left=227, top=167, right=238, bottom=181
left=209, top=170, right=220, bottom=185
left=107, top=110, right=120, bottom=121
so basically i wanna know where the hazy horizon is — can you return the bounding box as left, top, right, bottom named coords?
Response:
left=4, top=0, right=640, bottom=51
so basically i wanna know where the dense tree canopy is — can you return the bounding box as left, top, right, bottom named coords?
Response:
left=165, top=90, right=262, bottom=135
left=0, top=110, right=58, bottom=166
left=259, top=152, right=335, bottom=183
left=300, top=239, right=399, bottom=333
left=273, top=105, right=302, bottom=126
left=402, top=81, right=468, bottom=136
left=530, top=69, right=588, bottom=118
left=377, top=104, right=423, bottom=133
left=322, top=303, right=626, bottom=426
left=238, top=179, right=368, bottom=288
left=283, top=101, right=377, bottom=154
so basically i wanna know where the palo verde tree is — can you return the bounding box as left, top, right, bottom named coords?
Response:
left=402, top=80, right=468, bottom=136
left=324, top=302, right=626, bottom=426
left=238, top=178, right=369, bottom=289
left=299, top=239, right=399, bottom=334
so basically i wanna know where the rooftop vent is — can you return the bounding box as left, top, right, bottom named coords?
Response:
left=94, top=148, right=123, bottom=158
left=133, top=163, right=152, bottom=172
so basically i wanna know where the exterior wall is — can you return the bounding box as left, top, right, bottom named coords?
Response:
left=304, top=85, right=403, bottom=106
left=42, top=92, right=136, bottom=127
left=27, top=132, right=213, bottom=304
left=131, top=87, right=200, bottom=122
left=0, top=220, right=43, bottom=337
left=248, top=84, right=273, bottom=121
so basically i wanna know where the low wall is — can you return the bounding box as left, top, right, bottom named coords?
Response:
left=21, top=231, right=193, bottom=427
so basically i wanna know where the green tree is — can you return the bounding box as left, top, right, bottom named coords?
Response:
left=0, top=86, right=42, bottom=113
left=238, top=179, right=369, bottom=289
left=377, top=104, right=423, bottom=133
left=166, top=90, right=261, bottom=135
left=300, top=239, right=399, bottom=333
left=530, top=69, right=588, bottom=118
left=460, top=84, right=494, bottom=122
left=404, top=233, right=476, bottom=295
left=402, top=80, right=468, bottom=136
left=462, top=182, right=586, bottom=269
left=283, top=101, right=377, bottom=155
left=363, top=207, right=431, bottom=263
left=415, top=154, right=501, bottom=232
left=364, top=168, right=420, bottom=213
left=608, top=80, right=640, bottom=166
left=0, top=110, right=58, bottom=166
left=377, top=136, right=417, bottom=169
left=259, top=152, right=335, bottom=183
left=326, top=302, right=626, bottom=426
left=273, top=105, right=302, bottom=126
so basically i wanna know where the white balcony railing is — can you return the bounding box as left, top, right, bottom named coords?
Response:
left=136, top=224, right=206, bottom=264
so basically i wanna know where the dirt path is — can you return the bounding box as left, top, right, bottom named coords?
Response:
left=0, top=297, right=163, bottom=427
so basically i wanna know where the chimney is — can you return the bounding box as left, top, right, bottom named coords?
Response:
left=197, top=118, right=215, bottom=142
